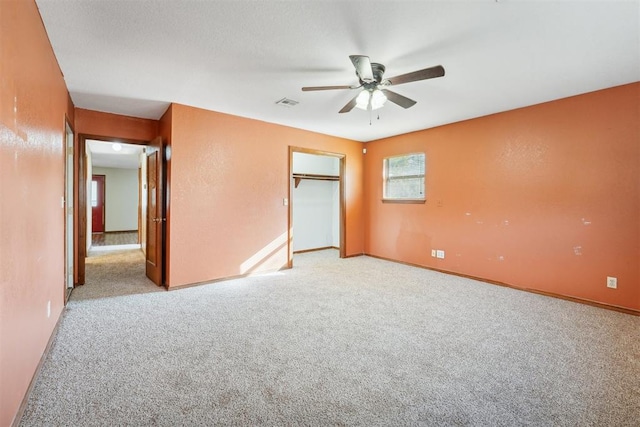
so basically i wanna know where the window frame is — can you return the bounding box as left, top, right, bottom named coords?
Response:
left=382, top=152, right=426, bottom=204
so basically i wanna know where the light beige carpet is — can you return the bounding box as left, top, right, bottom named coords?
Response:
left=74, top=248, right=162, bottom=300
left=20, top=249, right=640, bottom=426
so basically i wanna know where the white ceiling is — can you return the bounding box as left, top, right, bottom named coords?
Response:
left=87, top=140, right=143, bottom=169
left=37, top=0, right=639, bottom=142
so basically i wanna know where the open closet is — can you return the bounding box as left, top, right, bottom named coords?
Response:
left=291, top=151, right=342, bottom=255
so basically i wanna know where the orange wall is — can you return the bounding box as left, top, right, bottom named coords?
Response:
left=75, top=108, right=158, bottom=142
left=66, top=93, right=75, bottom=129
left=0, top=1, right=70, bottom=425
left=364, top=83, right=640, bottom=311
left=165, top=104, right=364, bottom=287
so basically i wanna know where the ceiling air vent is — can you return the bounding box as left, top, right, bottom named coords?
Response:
left=275, top=97, right=299, bottom=107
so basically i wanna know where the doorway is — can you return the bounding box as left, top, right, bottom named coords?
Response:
left=76, top=135, right=165, bottom=287
left=288, top=147, right=346, bottom=267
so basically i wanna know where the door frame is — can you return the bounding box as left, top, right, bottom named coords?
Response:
left=76, top=134, right=155, bottom=285
left=288, top=146, right=346, bottom=267
left=64, top=118, right=75, bottom=302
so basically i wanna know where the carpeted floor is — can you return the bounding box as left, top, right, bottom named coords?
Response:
left=74, top=248, right=162, bottom=300
left=91, top=231, right=139, bottom=247
left=20, top=249, right=640, bottom=426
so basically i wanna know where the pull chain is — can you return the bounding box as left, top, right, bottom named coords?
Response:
left=367, top=109, right=381, bottom=125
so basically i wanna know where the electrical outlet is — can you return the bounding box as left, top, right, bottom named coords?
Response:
left=436, top=250, right=445, bottom=259
left=607, top=276, right=617, bottom=289
left=431, top=249, right=436, bottom=257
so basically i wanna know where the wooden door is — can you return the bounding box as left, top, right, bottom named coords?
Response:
left=91, top=175, right=105, bottom=233
left=145, top=137, right=164, bottom=286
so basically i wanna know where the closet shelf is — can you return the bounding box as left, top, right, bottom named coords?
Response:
left=293, top=173, right=339, bottom=188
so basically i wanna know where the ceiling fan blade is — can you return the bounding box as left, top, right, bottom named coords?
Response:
left=385, top=65, right=445, bottom=86
left=381, top=89, right=417, bottom=109
left=349, top=55, right=374, bottom=82
left=302, top=85, right=355, bottom=91
left=339, top=93, right=360, bottom=114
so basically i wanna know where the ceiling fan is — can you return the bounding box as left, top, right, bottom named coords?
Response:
left=302, top=55, right=445, bottom=114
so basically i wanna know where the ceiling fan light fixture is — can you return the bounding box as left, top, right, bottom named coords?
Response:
left=371, top=89, right=387, bottom=110
left=355, top=90, right=370, bottom=110
left=355, top=89, right=387, bottom=111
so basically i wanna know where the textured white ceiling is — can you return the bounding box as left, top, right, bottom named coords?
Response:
left=87, top=140, right=143, bottom=169
left=37, top=0, right=639, bottom=142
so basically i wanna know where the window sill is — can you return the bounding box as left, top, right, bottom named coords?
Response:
left=382, top=199, right=426, bottom=204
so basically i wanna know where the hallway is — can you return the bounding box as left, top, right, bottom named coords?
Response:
left=91, top=231, right=138, bottom=247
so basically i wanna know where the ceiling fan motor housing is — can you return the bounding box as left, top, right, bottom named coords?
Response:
left=360, top=63, right=386, bottom=86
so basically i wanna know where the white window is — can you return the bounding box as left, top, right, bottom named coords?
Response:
left=383, top=153, right=426, bottom=202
